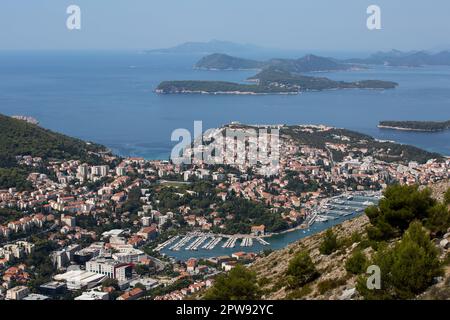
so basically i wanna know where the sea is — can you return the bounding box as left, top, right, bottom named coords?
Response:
left=0, top=50, right=449, bottom=260
left=0, top=50, right=449, bottom=160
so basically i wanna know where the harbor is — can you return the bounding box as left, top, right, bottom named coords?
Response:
left=157, top=234, right=267, bottom=252
left=159, top=192, right=380, bottom=260
left=306, top=193, right=380, bottom=225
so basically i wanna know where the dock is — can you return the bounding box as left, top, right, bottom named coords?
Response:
left=155, top=235, right=179, bottom=251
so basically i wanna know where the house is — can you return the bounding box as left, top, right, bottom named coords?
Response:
left=186, top=258, right=198, bottom=274
left=251, top=225, right=265, bottom=236
left=117, top=287, right=144, bottom=301
left=137, top=226, right=158, bottom=240
left=221, top=260, right=238, bottom=271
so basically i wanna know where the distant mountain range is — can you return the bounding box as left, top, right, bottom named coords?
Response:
left=195, top=53, right=357, bottom=72
left=346, top=50, right=450, bottom=67
left=148, top=40, right=450, bottom=68
left=146, top=40, right=266, bottom=55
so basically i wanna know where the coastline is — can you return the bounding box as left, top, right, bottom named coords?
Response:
left=377, top=125, right=447, bottom=132
left=155, top=89, right=299, bottom=95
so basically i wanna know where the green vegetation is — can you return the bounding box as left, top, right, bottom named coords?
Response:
left=284, top=170, right=319, bottom=194
left=25, top=238, right=59, bottom=292
left=120, top=187, right=142, bottom=215
left=0, top=167, right=33, bottom=191
left=0, top=114, right=105, bottom=161
left=379, top=120, right=450, bottom=132
left=319, top=229, right=339, bottom=255
left=195, top=53, right=353, bottom=73
left=102, top=278, right=120, bottom=290
left=286, top=251, right=319, bottom=289
left=204, top=265, right=261, bottom=300
left=445, top=187, right=450, bottom=205
left=317, top=277, right=347, bottom=295
left=0, top=208, right=26, bottom=225
left=365, top=184, right=450, bottom=240
left=285, top=284, right=312, bottom=299
left=0, top=114, right=107, bottom=190
left=282, top=126, right=442, bottom=165
left=357, top=221, right=442, bottom=300
left=159, top=53, right=396, bottom=95
left=345, top=250, right=368, bottom=275
left=424, top=203, right=450, bottom=235
left=157, top=68, right=397, bottom=95
left=156, top=80, right=297, bottom=94
left=220, top=197, right=288, bottom=234
left=250, top=67, right=398, bottom=91
left=194, top=53, right=263, bottom=70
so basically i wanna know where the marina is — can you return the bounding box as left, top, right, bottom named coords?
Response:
left=155, top=235, right=179, bottom=251
left=160, top=192, right=381, bottom=260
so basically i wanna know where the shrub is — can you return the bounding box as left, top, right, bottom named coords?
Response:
left=286, top=251, right=319, bottom=288
left=345, top=250, right=368, bottom=275
left=424, top=203, right=450, bottom=236
left=258, top=277, right=270, bottom=287
left=358, top=221, right=442, bottom=300
left=366, top=184, right=437, bottom=240
left=317, top=278, right=347, bottom=295
left=204, top=264, right=261, bottom=300
left=286, top=284, right=312, bottom=299
left=445, top=187, right=450, bottom=205
left=319, top=229, right=339, bottom=255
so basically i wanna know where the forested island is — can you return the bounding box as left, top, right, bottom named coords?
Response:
left=378, top=120, right=450, bottom=132
left=156, top=67, right=398, bottom=95
left=194, top=53, right=356, bottom=72
left=155, top=80, right=297, bottom=95
left=157, top=53, right=397, bottom=95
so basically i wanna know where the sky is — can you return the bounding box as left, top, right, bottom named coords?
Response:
left=0, top=0, right=449, bottom=52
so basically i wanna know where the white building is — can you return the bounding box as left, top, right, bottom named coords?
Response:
left=86, top=258, right=132, bottom=281
left=6, top=286, right=30, bottom=300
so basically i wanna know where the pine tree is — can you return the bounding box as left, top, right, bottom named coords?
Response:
left=286, top=251, right=319, bottom=288
left=204, top=264, right=260, bottom=300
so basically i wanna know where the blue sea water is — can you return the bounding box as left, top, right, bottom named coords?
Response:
left=0, top=50, right=449, bottom=159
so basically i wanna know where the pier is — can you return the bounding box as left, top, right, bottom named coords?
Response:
left=256, top=237, right=270, bottom=246
left=155, top=235, right=179, bottom=251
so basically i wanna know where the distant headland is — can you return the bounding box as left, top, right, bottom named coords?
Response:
left=378, top=120, right=450, bottom=132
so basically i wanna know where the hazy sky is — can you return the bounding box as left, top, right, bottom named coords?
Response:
left=0, top=0, right=449, bottom=52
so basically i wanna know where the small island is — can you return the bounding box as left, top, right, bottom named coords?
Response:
left=194, top=53, right=358, bottom=72
left=156, top=68, right=398, bottom=95
left=378, top=120, right=450, bottom=132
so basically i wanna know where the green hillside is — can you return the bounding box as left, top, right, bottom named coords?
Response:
left=0, top=114, right=107, bottom=190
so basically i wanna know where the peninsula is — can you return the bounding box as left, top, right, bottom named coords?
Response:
left=378, top=120, right=450, bottom=132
